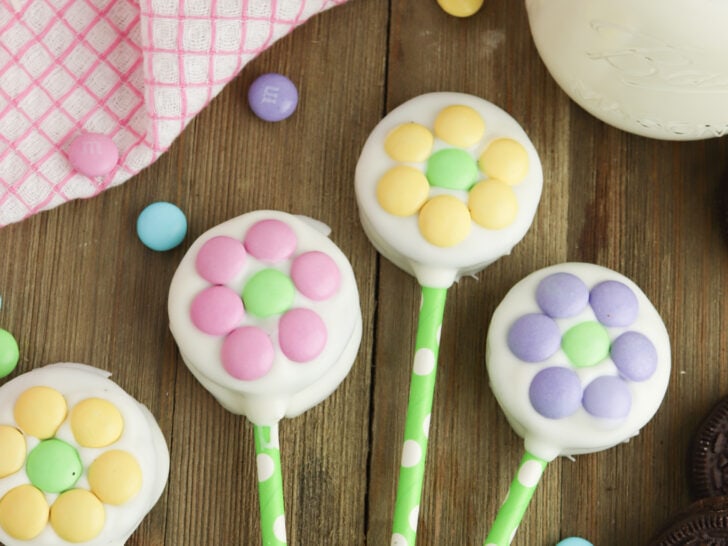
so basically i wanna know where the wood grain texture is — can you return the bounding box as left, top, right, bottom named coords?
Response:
left=1, top=1, right=728, bottom=545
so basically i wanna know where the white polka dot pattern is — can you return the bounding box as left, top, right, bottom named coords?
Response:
left=413, top=348, right=436, bottom=376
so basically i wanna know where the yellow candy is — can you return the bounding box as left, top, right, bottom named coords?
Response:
left=14, top=386, right=67, bottom=439
left=0, top=484, right=49, bottom=540
left=478, top=138, right=530, bottom=185
left=383, top=123, right=434, bottom=162
left=468, top=180, right=519, bottom=229
left=437, top=0, right=484, bottom=17
left=71, top=398, right=124, bottom=448
left=88, top=450, right=142, bottom=505
left=376, top=166, right=430, bottom=216
left=434, top=105, right=485, bottom=147
left=0, top=425, right=26, bottom=478
left=418, top=195, right=471, bottom=247
left=50, top=489, right=105, bottom=543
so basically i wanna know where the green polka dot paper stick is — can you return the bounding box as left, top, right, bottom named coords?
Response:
left=484, top=452, right=547, bottom=546
left=391, top=286, right=447, bottom=546
left=254, top=424, right=288, bottom=546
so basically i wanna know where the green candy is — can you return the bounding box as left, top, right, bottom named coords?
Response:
left=0, top=328, right=19, bottom=379
left=425, top=148, right=479, bottom=191
left=26, top=439, right=83, bottom=493
left=243, top=269, right=295, bottom=318
left=561, top=321, right=610, bottom=368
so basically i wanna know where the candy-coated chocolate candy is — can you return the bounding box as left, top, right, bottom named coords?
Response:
left=71, top=397, right=124, bottom=448
left=468, top=179, right=518, bottom=229
left=26, top=438, right=83, bottom=493
left=479, top=138, right=529, bottom=185
left=248, top=73, right=298, bottom=122
left=377, top=166, right=430, bottom=216
left=244, top=219, right=297, bottom=262
left=222, top=327, right=275, bottom=380
left=137, top=201, right=187, bottom=251
left=556, top=538, right=593, bottom=546
left=434, top=104, right=485, bottom=147
left=0, top=328, right=19, bottom=379
left=50, top=489, right=105, bottom=542
left=437, top=0, right=484, bottom=17
left=190, top=285, right=245, bottom=335
left=0, top=425, right=25, bottom=478
left=88, top=450, right=142, bottom=505
left=384, top=123, right=433, bottom=162
left=0, top=485, right=48, bottom=540
left=14, top=386, right=67, bottom=439
left=68, top=133, right=118, bottom=177
left=195, top=236, right=247, bottom=284
left=418, top=195, right=471, bottom=247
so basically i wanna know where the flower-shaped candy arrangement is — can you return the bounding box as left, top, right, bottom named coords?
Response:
left=168, top=210, right=361, bottom=546
left=483, top=263, right=671, bottom=545
left=0, top=364, right=169, bottom=546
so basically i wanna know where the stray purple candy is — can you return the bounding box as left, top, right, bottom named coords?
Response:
left=248, top=73, right=298, bottom=122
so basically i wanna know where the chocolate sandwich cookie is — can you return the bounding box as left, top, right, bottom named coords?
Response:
left=647, top=496, right=728, bottom=545
left=689, top=396, right=728, bottom=499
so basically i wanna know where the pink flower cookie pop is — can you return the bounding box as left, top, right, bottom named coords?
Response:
left=484, top=263, right=671, bottom=545
left=168, top=210, right=362, bottom=546
left=355, top=92, right=543, bottom=545
left=0, top=363, right=169, bottom=546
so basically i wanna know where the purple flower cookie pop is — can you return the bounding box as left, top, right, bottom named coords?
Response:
left=483, top=262, right=671, bottom=546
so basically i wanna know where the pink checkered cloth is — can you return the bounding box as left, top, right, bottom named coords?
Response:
left=0, top=0, right=345, bottom=227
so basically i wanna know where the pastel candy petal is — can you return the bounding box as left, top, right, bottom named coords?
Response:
left=244, top=219, right=297, bottom=262
left=291, top=251, right=341, bottom=301
left=195, top=236, right=247, bottom=284
left=278, top=308, right=327, bottom=363
left=190, top=286, right=244, bottom=335
left=221, top=327, right=275, bottom=380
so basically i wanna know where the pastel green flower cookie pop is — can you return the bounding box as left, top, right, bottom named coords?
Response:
left=356, top=92, right=544, bottom=545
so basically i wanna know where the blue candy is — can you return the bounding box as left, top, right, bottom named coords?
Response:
left=137, top=202, right=187, bottom=251
left=556, top=538, right=593, bottom=546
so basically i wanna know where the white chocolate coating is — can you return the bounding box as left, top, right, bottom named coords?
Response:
left=355, top=92, right=543, bottom=288
left=0, top=363, right=169, bottom=546
left=486, top=263, right=671, bottom=461
left=168, top=211, right=362, bottom=426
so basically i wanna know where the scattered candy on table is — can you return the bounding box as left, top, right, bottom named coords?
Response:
left=136, top=202, right=187, bottom=252
left=556, top=538, right=593, bottom=546
left=437, top=0, right=484, bottom=18
left=0, top=328, right=19, bottom=379
left=248, top=73, right=299, bottom=122
left=67, top=133, right=119, bottom=178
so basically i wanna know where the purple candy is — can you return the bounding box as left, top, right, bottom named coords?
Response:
left=582, top=376, right=631, bottom=419
left=507, top=313, right=561, bottom=362
left=610, top=331, right=658, bottom=382
left=589, top=280, right=638, bottom=327
left=248, top=73, right=298, bottom=122
left=536, top=272, right=589, bottom=318
left=529, top=366, right=583, bottom=419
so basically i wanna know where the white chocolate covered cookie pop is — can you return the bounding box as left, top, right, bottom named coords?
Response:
left=0, top=363, right=169, bottom=546
left=483, top=262, right=670, bottom=545
left=168, top=210, right=362, bottom=546
left=356, top=92, right=543, bottom=289
left=355, top=92, right=543, bottom=546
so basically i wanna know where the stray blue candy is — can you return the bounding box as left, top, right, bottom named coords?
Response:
left=248, top=73, right=298, bottom=122
left=137, top=202, right=187, bottom=251
left=556, top=538, right=593, bottom=546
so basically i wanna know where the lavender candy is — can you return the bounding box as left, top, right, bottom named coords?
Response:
left=507, top=313, right=561, bottom=362
left=535, top=272, right=589, bottom=318
left=589, top=280, right=638, bottom=327
left=529, top=366, right=582, bottom=419
left=582, top=375, right=631, bottom=419
left=248, top=73, right=298, bottom=122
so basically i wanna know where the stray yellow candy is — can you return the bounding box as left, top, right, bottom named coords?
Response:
left=71, top=398, right=124, bottom=448
left=50, top=489, right=105, bottom=543
left=88, top=450, right=143, bottom=505
left=384, top=122, right=434, bottom=162
left=0, top=425, right=26, bottom=478
left=478, top=138, right=529, bottom=185
left=469, top=180, right=519, bottom=229
left=418, top=195, right=471, bottom=247
left=0, top=484, right=49, bottom=540
left=434, top=105, right=485, bottom=147
left=377, top=166, right=430, bottom=216
left=436, top=0, right=484, bottom=18
left=14, top=386, right=67, bottom=439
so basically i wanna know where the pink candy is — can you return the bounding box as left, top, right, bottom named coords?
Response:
left=222, top=327, right=274, bottom=380
left=278, top=308, right=327, bottom=363
left=190, top=286, right=244, bottom=335
left=244, top=219, right=296, bottom=263
left=196, top=236, right=247, bottom=284
left=68, top=133, right=118, bottom=177
left=291, top=251, right=341, bottom=301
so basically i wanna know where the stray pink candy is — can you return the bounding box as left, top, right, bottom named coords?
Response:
left=278, top=308, right=327, bottom=363
left=222, top=327, right=274, bottom=380
left=196, top=236, right=247, bottom=284
left=68, top=133, right=118, bottom=177
left=291, top=251, right=340, bottom=301
left=244, top=219, right=296, bottom=263
left=190, top=286, right=244, bottom=335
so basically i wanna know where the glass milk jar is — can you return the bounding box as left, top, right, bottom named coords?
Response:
left=525, top=0, right=728, bottom=140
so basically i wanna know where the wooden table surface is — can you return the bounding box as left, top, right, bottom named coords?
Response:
left=2, top=1, right=728, bottom=545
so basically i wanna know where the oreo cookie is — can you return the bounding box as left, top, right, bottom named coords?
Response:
left=689, top=396, right=728, bottom=499
left=647, top=496, right=728, bottom=545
